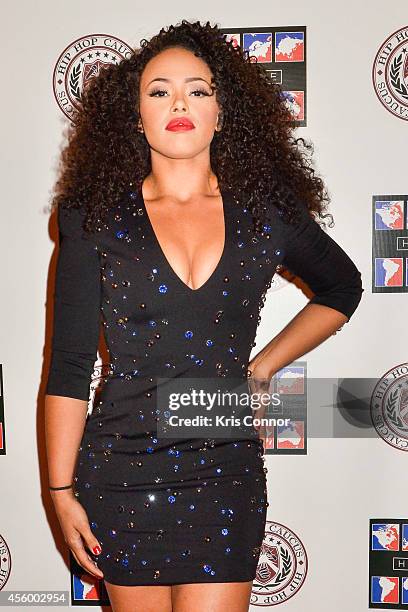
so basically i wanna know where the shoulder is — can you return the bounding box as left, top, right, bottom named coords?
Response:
left=269, top=200, right=315, bottom=236
left=57, top=204, right=90, bottom=240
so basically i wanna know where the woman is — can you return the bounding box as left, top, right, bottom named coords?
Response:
left=45, top=20, right=363, bottom=612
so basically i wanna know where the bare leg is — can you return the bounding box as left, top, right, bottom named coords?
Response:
left=171, top=581, right=253, bottom=612
left=104, top=581, right=173, bottom=612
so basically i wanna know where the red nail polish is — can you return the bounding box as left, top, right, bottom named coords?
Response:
left=92, top=545, right=101, bottom=555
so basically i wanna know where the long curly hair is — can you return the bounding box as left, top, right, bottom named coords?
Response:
left=50, top=19, right=333, bottom=236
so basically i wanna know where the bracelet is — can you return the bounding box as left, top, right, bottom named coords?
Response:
left=49, top=483, right=73, bottom=491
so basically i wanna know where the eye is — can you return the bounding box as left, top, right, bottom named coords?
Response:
left=149, top=88, right=167, bottom=97
left=191, top=88, right=211, bottom=97
left=148, top=88, right=211, bottom=97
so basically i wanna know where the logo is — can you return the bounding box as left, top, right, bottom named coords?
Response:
left=221, top=25, right=306, bottom=126
left=0, top=364, right=5, bottom=454
left=370, top=363, right=408, bottom=451
left=369, top=519, right=408, bottom=607
left=52, top=34, right=133, bottom=122
left=0, top=533, right=11, bottom=590
left=70, top=551, right=110, bottom=605
left=251, top=520, right=308, bottom=606
left=372, top=195, right=408, bottom=292
left=260, top=364, right=307, bottom=455
left=372, top=26, right=408, bottom=120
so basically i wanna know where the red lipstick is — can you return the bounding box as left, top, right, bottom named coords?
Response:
left=166, top=117, right=195, bottom=131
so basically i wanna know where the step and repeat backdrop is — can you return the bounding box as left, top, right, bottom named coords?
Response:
left=1, top=2, right=407, bottom=610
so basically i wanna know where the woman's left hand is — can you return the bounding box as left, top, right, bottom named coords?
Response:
left=247, top=360, right=273, bottom=433
left=247, top=357, right=271, bottom=382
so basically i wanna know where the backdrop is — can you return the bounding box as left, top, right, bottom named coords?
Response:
left=1, top=1, right=407, bottom=610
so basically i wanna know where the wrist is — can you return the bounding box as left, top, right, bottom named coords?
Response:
left=49, top=483, right=72, bottom=491
left=49, top=481, right=75, bottom=499
left=249, top=361, right=273, bottom=381
left=50, top=487, right=76, bottom=502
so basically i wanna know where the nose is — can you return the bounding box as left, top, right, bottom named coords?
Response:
left=170, top=89, right=188, bottom=113
left=171, top=100, right=187, bottom=113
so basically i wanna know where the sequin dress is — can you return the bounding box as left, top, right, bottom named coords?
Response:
left=46, top=185, right=363, bottom=586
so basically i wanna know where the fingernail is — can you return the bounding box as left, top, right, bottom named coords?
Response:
left=92, top=545, right=102, bottom=555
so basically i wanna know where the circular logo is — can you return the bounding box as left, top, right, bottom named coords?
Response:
left=371, top=362, right=408, bottom=451
left=372, top=26, right=408, bottom=120
left=251, top=520, right=308, bottom=606
left=52, top=34, right=134, bottom=122
left=0, top=533, right=12, bottom=590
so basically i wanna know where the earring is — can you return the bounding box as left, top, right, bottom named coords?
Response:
left=137, top=117, right=144, bottom=133
left=216, top=111, right=223, bottom=131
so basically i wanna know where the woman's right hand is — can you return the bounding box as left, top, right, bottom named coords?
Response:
left=51, top=489, right=104, bottom=580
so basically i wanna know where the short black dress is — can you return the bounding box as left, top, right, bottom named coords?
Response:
left=46, top=184, right=363, bottom=586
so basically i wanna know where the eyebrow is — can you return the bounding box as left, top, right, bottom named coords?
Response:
left=146, top=77, right=211, bottom=86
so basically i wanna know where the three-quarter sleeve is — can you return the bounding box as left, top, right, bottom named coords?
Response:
left=276, top=202, right=364, bottom=321
left=45, top=204, right=102, bottom=401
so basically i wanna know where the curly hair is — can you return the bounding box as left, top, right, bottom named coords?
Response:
left=50, top=19, right=334, bottom=238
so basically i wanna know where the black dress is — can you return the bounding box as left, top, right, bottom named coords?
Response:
left=46, top=185, right=363, bottom=586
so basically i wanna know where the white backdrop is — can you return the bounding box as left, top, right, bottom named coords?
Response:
left=1, top=0, right=407, bottom=610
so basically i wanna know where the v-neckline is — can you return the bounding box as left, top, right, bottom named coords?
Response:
left=138, top=184, right=230, bottom=294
